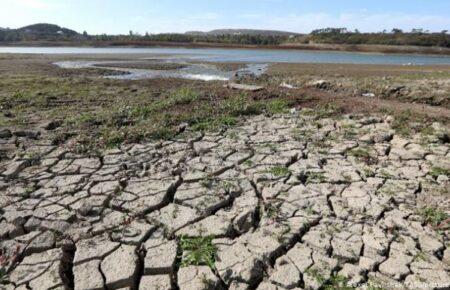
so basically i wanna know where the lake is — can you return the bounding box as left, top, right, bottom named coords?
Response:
left=1, top=46, right=450, bottom=65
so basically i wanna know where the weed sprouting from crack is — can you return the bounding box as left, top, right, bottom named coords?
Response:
left=179, top=236, right=217, bottom=269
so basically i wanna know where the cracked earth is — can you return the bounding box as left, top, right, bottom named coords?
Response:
left=1, top=109, right=449, bottom=290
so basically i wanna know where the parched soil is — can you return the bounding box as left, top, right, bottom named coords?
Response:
left=1, top=111, right=449, bottom=289
left=1, top=54, right=450, bottom=289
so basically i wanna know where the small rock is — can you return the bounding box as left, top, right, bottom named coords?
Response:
left=0, top=129, right=12, bottom=139
left=280, top=83, right=295, bottom=89
left=13, top=130, right=40, bottom=139
left=307, top=80, right=330, bottom=89
left=43, top=120, right=62, bottom=131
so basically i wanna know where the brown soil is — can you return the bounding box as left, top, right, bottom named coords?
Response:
left=268, top=63, right=450, bottom=78
left=1, top=53, right=449, bottom=129
left=281, top=86, right=450, bottom=122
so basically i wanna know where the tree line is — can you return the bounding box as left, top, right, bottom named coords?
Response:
left=1, top=26, right=449, bottom=48
left=296, top=28, right=450, bottom=47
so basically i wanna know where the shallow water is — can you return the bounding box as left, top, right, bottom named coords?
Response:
left=54, top=59, right=267, bottom=81
left=2, top=46, right=450, bottom=65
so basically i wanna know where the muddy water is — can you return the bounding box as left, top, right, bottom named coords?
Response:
left=2, top=46, right=450, bottom=65
left=54, top=59, right=268, bottom=81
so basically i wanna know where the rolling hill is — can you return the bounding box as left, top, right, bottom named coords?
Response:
left=186, top=29, right=301, bottom=37
left=0, top=23, right=81, bottom=41
left=17, top=23, right=79, bottom=37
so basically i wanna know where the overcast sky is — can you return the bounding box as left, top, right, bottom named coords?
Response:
left=1, top=0, right=449, bottom=34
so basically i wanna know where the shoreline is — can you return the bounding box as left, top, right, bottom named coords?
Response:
left=1, top=40, right=450, bottom=56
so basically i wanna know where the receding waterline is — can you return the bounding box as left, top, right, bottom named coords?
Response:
left=1, top=46, right=450, bottom=65
left=54, top=60, right=268, bottom=81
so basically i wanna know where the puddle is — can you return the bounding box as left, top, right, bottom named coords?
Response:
left=54, top=59, right=267, bottom=81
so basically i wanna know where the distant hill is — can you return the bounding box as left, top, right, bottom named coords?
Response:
left=1, top=23, right=448, bottom=49
left=17, top=23, right=79, bottom=37
left=186, top=29, right=300, bottom=37
left=0, top=23, right=81, bottom=41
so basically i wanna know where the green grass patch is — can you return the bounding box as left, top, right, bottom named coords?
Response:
left=266, top=166, right=291, bottom=177
left=304, top=103, right=342, bottom=119
left=348, top=147, right=377, bottom=164
left=168, top=88, right=199, bottom=105
left=306, top=171, right=327, bottom=184
left=266, top=99, right=289, bottom=114
left=0, top=74, right=312, bottom=151
left=323, top=274, right=354, bottom=290
left=429, top=167, right=450, bottom=179
left=179, top=236, right=217, bottom=269
left=420, top=207, right=448, bottom=227
left=390, top=109, right=430, bottom=137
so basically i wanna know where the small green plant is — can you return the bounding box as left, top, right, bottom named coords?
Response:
left=314, top=103, right=341, bottom=119
left=429, top=167, right=450, bottom=179
left=102, top=130, right=126, bottom=149
left=378, top=169, right=394, bottom=179
left=228, top=131, right=239, bottom=140
left=391, top=109, right=428, bottom=137
left=362, top=167, right=375, bottom=178
left=0, top=267, right=6, bottom=283
left=243, top=159, right=253, bottom=167
left=421, top=207, right=448, bottom=227
left=180, top=236, right=217, bottom=269
left=267, top=166, right=291, bottom=177
left=169, top=88, right=199, bottom=105
left=349, top=147, right=370, bottom=158
left=200, top=176, right=216, bottom=188
left=150, top=127, right=176, bottom=140
left=323, top=274, right=354, bottom=290
left=305, top=268, right=325, bottom=284
left=266, top=99, right=289, bottom=114
left=413, top=251, right=428, bottom=262
left=264, top=203, right=281, bottom=220
left=24, top=186, right=36, bottom=194
left=348, top=147, right=377, bottom=165
left=306, top=171, right=327, bottom=184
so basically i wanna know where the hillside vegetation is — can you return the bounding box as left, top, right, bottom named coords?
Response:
left=0, top=23, right=449, bottom=48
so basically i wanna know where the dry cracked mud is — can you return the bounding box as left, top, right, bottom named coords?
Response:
left=1, top=109, right=449, bottom=290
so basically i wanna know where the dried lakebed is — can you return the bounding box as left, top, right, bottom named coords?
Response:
left=1, top=110, right=450, bottom=290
